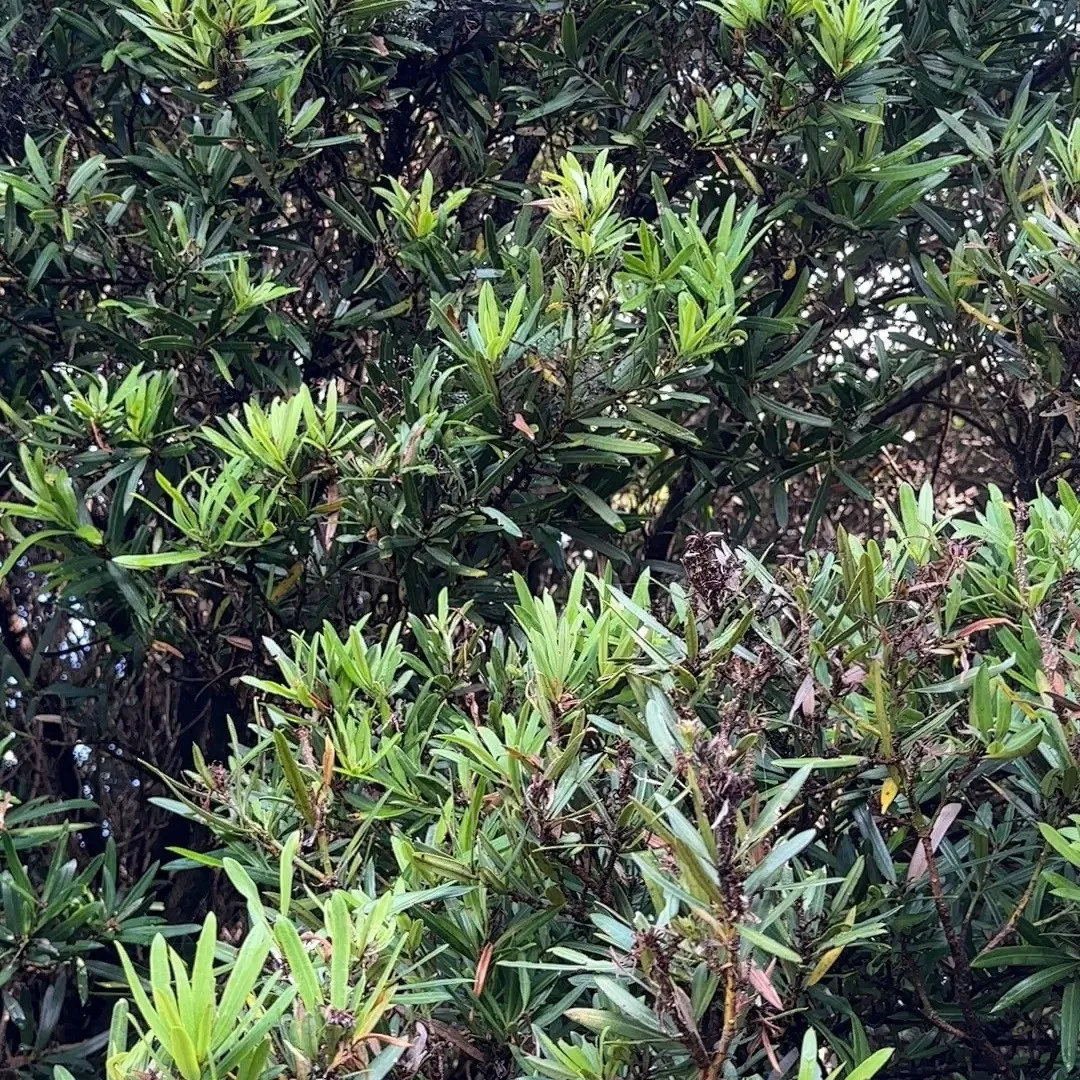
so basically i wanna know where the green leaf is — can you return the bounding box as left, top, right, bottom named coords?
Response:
left=214, top=985, right=295, bottom=1075
left=645, top=687, right=681, bottom=766
left=0, top=529, right=68, bottom=580
left=1039, top=822, right=1080, bottom=869
left=756, top=394, right=833, bottom=429
left=1063, top=981, right=1080, bottom=1073
left=273, top=729, right=315, bottom=826
left=990, top=963, right=1080, bottom=1014
left=115, top=941, right=172, bottom=1049
left=28, top=242, right=59, bottom=291
left=112, top=551, right=204, bottom=569
left=739, top=923, right=802, bottom=963
left=593, top=976, right=666, bottom=1032
left=913, top=655, right=1015, bottom=694
left=625, top=404, right=702, bottom=445
left=845, top=1048, right=894, bottom=1080
left=744, top=828, right=816, bottom=894
left=772, top=756, right=865, bottom=770
left=972, top=946, right=1071, bottom=968
left=191, top=914, right=217, bottom=1058
left=24, top=135, right=52, bottom=192
left=568, top=482, right=625, bottom=533
left=67, top=154, right=106, bottom=197
left=212, top=923, right=272, bottom=1045
left=479, top=506, right=523, bottom=538
left=561, top=434, right=662, bottom=456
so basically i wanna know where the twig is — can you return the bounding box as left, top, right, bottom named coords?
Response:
left=901, top=953, right=967, bottom=1041
left=869, top=361, right=965, bottom=427
left=976, top=847, right=1048, bottom=958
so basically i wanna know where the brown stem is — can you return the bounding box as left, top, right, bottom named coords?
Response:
left=869, top=360, right=965, bottom=426
left=901, top=954, right=967, bottom=1041
left=703, top=965, right=738, bottom=1080
left=976, top=846, right=1048, bottom=959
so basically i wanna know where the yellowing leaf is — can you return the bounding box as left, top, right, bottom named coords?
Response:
left=806, top=946, right=844, bottom=986
left=958, top=298, right=1009, bottom=334
left=730, top=151, right=762, bottom=195
left=271, top=560, right=304, bottom=601
left=880, top=776, right=899, bottom=813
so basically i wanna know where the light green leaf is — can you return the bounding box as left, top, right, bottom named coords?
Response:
left=746, top=767, right=811, bottom=845
left=327, top=891, right=351, bottom=1010
left=169, top=1024, right=201, bottom=1080
left=223, top=857, right=266, bottom=929
left=739, top=923, right=802, bottom=963
left=112, top=551, right=204, bottom=569
left=279, top=831, right=299, bottom=917
left=798, top=1027, right=820, bottom=1080
left=845, top=1048, right=894, bottom=1080
left=274, top=916, right=322, bottom=1012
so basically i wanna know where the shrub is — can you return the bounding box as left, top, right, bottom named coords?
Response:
left=3, top=0, right=1080, bottom=1074
left=4, top=0, right=1080, bottom=886
left=88, top=482, right=1080, bottom=1079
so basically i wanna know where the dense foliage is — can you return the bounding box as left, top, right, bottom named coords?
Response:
left=4, top=0, right=1080, bottom=1074
left=10, top=484, right=1080, bottom=1079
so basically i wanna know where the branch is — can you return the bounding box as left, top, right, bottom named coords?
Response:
left=869, top=361, right=965, bottom=428
left=975, top=847, right=1048, bottom=958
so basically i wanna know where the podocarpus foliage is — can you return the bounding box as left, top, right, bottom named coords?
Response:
left=3, top=0, right=1080, bottom=866
left=4, top=0, right=1080, bottom=1075
left=2, top=0, right=1080, bottom=641
left=9, top=481, right=1078, bottom=1080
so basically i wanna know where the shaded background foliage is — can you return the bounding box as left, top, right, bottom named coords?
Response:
left=2, top=0, right=1080, bottom=1073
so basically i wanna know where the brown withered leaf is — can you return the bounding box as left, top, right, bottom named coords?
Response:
left=841, top=664, right=867, bottom=687
left=321, top=738, right=335, bottom=787
left=953, top=616, right=1017, bottom=638
left=322, top=481, right=340, bottom=548
left=671, top=985, right=707, bottom=1062
left=473, top=941, right=494, bottom=997
left=402, top=1021, right=428, bottom=1075
left=427, top=1018, right=486, bottom=1062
